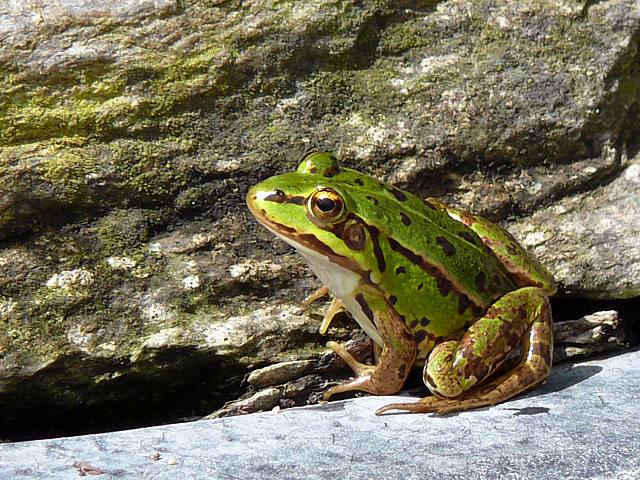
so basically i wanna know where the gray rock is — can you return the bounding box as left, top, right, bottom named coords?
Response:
left=1, top=0, right=639, bottom=427
left=508, top=154, right=640, bottom=298
left=1, top=348, right=639, bottom=480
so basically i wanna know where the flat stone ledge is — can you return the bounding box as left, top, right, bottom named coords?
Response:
left=1, top=349, right=639, bottom=479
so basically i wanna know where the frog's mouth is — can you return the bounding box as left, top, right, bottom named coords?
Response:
left=250, top=207, right=384, bottom=348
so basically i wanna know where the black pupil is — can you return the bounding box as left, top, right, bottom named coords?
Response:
left=316, top=197, right=336, bottom=213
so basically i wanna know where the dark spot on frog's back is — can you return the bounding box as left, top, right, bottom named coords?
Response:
left=323, top=163, right=340, bottom=177
left=395, top=266, right=406, bottom=275
left=475, top=271, right=486, bottom=292
left=388, top=295, right=398, bottom=305
left=436, top=236, right=456, bottom=256
left=400, top=212, right=411, bottom=226
left=507, top=243, right=519, bottom=256
left=420, top=316, right=430, bottom=327
left=353, top=178, right=365, bottom=186
left=457, top=295, right=469, bottom=315
left=366, top=195, right=379, bottom=205
left=389, top=187, right=407, bottom=202
left=414, top=330, right=427, bottom=342
left=459, top=231, right=478, bottom=245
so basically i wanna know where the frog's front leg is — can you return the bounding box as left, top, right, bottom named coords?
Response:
left=377, top=286, right=552, bottom=415
left=324, top=289, right=416, bottom=399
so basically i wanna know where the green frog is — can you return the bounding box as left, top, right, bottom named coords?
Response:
left=246, top=152, right=555, bottom=415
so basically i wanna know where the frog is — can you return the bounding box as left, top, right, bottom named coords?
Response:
left=246, top=151, right=556, bottom=415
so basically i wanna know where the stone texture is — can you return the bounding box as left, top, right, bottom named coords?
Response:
left=1, top=349, right=639, bottom=479
left=509, top=153, right=640, bottom=299
left=1, top=0, right=639, bottom=430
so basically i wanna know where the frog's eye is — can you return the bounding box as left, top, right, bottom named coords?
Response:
left=307, top=188, right=346, bottom=223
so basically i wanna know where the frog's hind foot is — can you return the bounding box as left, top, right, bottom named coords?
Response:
left=375, top=388, right=511, bottom=416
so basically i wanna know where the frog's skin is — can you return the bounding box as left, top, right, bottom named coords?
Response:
left=246, top=152, right=556, bottom=415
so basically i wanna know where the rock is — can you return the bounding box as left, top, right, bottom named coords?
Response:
left=1, top=0, right=639, bottom=433
left=508, top=154, right=640, bottom=299
left=1, top=349, right=639, bottom=479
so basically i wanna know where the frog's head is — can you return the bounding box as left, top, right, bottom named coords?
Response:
left=247, top=151, right=351, bottom=246
left=247, top=152, right=375, bottom=292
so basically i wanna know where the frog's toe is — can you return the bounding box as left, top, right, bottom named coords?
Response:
left=375, top=397, right=463, bottom=416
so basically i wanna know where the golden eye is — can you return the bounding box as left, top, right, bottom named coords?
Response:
left=307, top=188, right=345, bottom=223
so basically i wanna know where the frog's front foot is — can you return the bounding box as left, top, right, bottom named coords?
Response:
left=324, top=332, right=412, bottom=399
left=323, top=341, right=377, bottom=400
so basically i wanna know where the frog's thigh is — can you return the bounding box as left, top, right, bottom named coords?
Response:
left=377, top=286, right=552, bottom=415
left=323, top=290, right=416, bottom=399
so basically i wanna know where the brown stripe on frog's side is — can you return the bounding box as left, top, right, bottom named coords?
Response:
left=387, top=237, right=485, bottom=314
left=361, top=222, right=386, bottom=274
left=354, top=293, right=375, bottom=323
left=260, top=217, right=374, bottom=283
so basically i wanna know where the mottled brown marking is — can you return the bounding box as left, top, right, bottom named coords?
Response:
left=398, top=364, right=406, bottom=378
left=531, top=338, right=552, bottom=365
left=390, top=187, right=407, bottom=201
left=343, top=223, right=366, bottom=251
left=309, top=167, right=318, bottom=174
left=459, top=211, right=476, bottom=226
left=409, top=319, right=419, bottom=329
left=355, top=293, right=375, bottom=322
left=388, top=295, right=398, bottom=305
left=395, top=266, right=406, bottom=275
left=436, top=236, right=456, bottom=256
left=484, top=306, right=504, bottom=319
left=400, top=212, right=412, bottom=226
left=507, top=243, right=518, bottom=256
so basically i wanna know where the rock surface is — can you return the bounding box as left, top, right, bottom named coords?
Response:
left=1, top=0, right=640, bottom=432
left=1, top=348, right=639, bottom=479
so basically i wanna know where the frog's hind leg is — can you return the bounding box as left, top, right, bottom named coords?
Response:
left=377, top=286, right=552, bottom=415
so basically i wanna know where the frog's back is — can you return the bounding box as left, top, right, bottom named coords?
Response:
left=333, top=167, right=516, bottom=346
